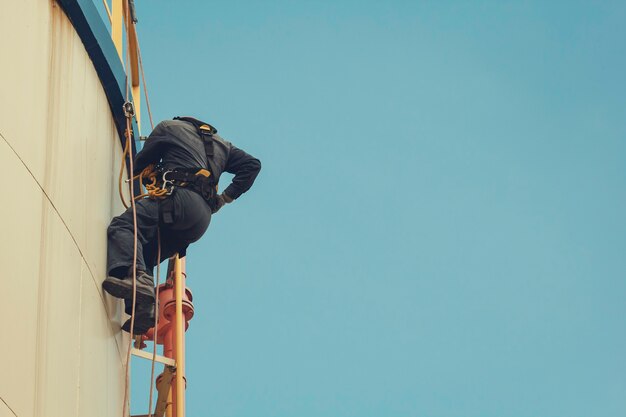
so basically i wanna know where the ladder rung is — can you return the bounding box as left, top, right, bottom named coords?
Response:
left=131, top=347, right=176, bottom=366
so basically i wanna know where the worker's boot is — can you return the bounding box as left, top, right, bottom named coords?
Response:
left=102, top=269, right=155, bottom=304
left=121, top=301, right=155, bottom=335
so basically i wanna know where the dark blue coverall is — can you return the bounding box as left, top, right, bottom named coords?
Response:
left=105, top=118, right=261, bottom=329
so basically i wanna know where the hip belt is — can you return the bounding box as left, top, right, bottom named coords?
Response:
left=140, top=165, right=218, bottom=212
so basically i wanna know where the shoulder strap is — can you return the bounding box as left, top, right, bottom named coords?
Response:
left=174, top=115, right=216, bottom=158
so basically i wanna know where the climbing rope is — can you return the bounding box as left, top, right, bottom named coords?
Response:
left=131, top=164, right=169, bottom=200
left=135, top=30, right=155, bottom=131
left=123, top=2, right=163, bottom=416
left=121, top=115, right=139, bottom=417
left=118, top=136, right=131, bottom=209
left=114, top=1, right=163, bottom=415
left=148, top=226, right=162, bottom=417
left=117, top=0, right=155, bottom=210
left=121, top=2, right=138, bottom=417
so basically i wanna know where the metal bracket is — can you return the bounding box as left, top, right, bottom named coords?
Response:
left=131, top=347, right=176, bottom=367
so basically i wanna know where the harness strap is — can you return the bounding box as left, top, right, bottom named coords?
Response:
left=174, top=116, right=216, bottom=161
left=199, top=125, right=214, bottom=158
left=166, top=117, right=221, bottom=211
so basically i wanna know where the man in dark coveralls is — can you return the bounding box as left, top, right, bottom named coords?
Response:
left=102, top=117, right=261, bottom=334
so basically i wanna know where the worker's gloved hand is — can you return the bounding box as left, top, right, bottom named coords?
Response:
left=212, top=192, right=234, bottom=214
left=222, top=192, right=234, bottom=204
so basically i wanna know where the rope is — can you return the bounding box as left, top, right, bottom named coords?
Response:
left=134, top=28, right=155, bottom=131
left=121, top=3, right=138, bottom=417
left=117, top=15, right=155, bottom=207
left=118, top=137, right=131, bottom=209
left=148, top=227, right=162, bottom=417
left=132, top=165, right=169, bottom=200
left=115, top=2, right=161, bottom=415
left=122, top=116, right=139, bottom=417
left=102, top=0, right=112, bottom=23
left=118, top=4, right=154, bottom=206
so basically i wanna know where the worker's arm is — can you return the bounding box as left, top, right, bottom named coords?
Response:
left=222, top=146, right=261, bottom=200
left=133, top=122, right=169, bottom=175
left=133, top=139, right=166, bottom=175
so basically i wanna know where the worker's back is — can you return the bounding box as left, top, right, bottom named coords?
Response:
left=138, top=119, right=209, bottom=172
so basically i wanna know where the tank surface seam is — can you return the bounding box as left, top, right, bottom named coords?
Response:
left=1, top=130, right=127, bottom=364
left=0, top=397, right=18, bottom=417
left=0, top=130, right=95, bottom=276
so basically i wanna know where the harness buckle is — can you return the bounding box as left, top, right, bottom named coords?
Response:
left=161, top=170, right=175, bottom=195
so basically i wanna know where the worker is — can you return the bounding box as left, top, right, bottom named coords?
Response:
left=102, top=116, right=261, bottom=334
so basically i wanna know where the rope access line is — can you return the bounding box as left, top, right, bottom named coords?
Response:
left=114, top=2, right=195, bottom=415
left=121, top=2, right=138, bottom=417
left=136, top=30, right=155, bottom=131
left=129, top=12, right=160, bottom=416
left=115, top=2, right=162, bottom=415
left=148, top=226, right=162, bottom=417
left=118, top=137, right=131, bottom=209
left=117, top=0, right=155, bottom=210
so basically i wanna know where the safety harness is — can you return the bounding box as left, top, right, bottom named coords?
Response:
left=136, top=117, right=221, bottom=220
left=174, top=116, right=218, bottom=164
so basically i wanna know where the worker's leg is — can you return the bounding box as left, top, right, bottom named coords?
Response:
left=120, top=237, right=179, bottom=335
left=104, top=198, right=160, bottom=303
left=137, top=189, right=211, bottom=265
left=162, top=188, right=212, bottom=253
left=141, top=222, right=179, bottom=276
left=106, top=198, right=160, bottom=276
left=119, top=218, right=194, bottom=335
left=117, top=191, right=212, bottom=335
left=121, top=300, right=155, bottom=335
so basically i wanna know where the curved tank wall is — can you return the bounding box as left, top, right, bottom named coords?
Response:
left=0, top=1, right=129, bottom=416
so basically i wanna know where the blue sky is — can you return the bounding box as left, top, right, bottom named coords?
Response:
left=117, top=1, right=626, bottom=416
